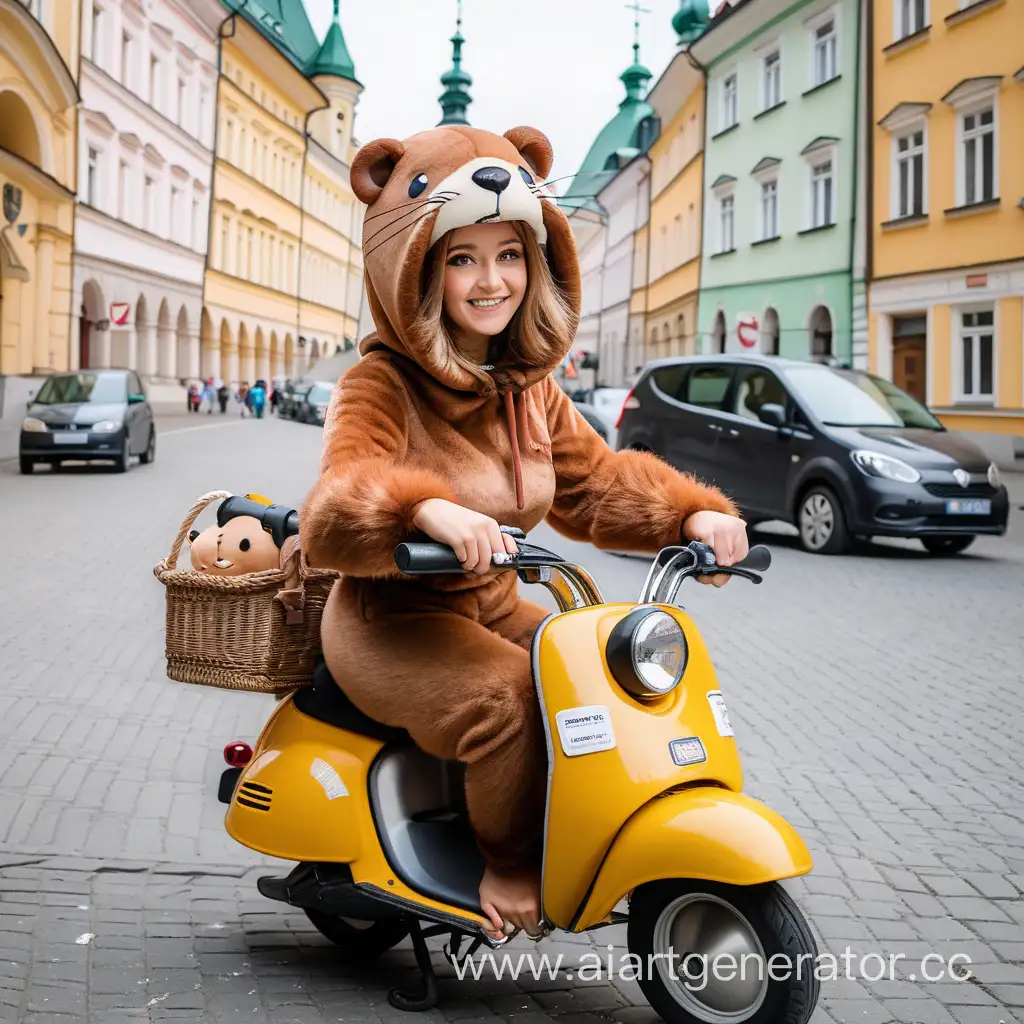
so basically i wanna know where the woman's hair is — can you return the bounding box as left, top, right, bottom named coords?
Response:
left=409, top=221, right=576, bottom=377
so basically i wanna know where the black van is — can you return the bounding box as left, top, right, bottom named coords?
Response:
left=615, top=355, right=1009, bottom=555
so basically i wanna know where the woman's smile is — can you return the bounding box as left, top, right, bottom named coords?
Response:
left=468, top=296, right=509, bottom=309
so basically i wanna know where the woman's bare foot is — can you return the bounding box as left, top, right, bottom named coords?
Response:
left=479, top=864, right=541, bottom=940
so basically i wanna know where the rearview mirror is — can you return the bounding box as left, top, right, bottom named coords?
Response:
left=758, top=403, right=787, bottom=428
left=128, top=393, right=146, bottom=405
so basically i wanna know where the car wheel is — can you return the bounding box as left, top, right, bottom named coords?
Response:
left=113, top=437, right=131, bottom=473
left=19, top=456, right=34, bottom=475
left=140, top=428, right=156, bottom=465
left=921, top=535, right=974, bottom=555
left=797, top=485, right=849, bottom=554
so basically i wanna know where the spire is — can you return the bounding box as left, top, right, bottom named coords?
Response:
left=438, top=0, right=472, bottom=126
left=306, top=0, right=359, bottom=83
left=673, top=0, right=710, bottom=46
left=620, top=1, right=653, bottom=102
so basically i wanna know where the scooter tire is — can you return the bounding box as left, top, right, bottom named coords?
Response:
left=304, top=909, right=409, bottom=959
left=626, top=879, right=819, bottom=1024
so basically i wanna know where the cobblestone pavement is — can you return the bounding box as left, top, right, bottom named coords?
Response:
left=2, top=415, right=1022, bottom=1024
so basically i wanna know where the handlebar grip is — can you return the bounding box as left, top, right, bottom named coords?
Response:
left=395, top=542, right=466, bottom=574
left=218, top=495, right=299, bottom=548
left=735, top=544, right=771, bottom=573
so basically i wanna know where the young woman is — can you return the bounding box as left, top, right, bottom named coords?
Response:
left=300, top=124, right=746, bottom=942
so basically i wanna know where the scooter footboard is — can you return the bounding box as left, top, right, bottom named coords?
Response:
left=224, top=700, right=384, bottom=862
left=572, top=787, right=813, bottom=931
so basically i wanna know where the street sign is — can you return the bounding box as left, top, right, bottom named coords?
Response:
left=110, top=302, right=131, bottom=326
left=737, top=314, right=758, bottom=349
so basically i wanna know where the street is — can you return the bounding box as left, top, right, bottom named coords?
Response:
left=2, top=414, right=1023, bottom=1024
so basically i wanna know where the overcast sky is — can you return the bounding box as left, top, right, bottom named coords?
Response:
left=306, top=0, right=685, bottom=189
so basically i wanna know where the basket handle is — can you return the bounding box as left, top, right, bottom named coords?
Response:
left=275, top=534, right=306, bottom=624
left=164, top=490, right=233, bottom=569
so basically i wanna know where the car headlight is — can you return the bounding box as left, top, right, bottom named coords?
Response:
left=606, top=608, right=687, bottom=700
left=91, top=420, right=122, bottom=433
left=22, top=417, right=47, bottom=433
left=850, top=449, right=921, bottom=484
left=988, top=462, right=1001, bottom=488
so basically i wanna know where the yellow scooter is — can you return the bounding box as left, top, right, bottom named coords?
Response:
left=218, top=509, right=820, bottom=1024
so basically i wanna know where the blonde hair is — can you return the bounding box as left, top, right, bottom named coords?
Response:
left=408, top=221, right=576, bottom=380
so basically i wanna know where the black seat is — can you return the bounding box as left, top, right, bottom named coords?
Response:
left=293, top=659, right=408, bottom=743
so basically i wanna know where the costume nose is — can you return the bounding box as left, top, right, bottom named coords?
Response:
left=472, top=167, right=511, bottom=195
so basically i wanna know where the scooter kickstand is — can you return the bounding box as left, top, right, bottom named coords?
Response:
left=388, top=918, right=440, bottom=1012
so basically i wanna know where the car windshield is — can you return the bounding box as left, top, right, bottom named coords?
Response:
left=308, top=383, right=333, bottom=403
left=33, top=373, right=127, bottom=405
left=783, top=366, right=943, bottom=430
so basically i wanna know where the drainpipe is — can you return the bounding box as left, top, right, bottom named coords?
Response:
left=847, top=0, right=866, bottom=370
left=593, top=198, right=611, bottom=388
left=685, top=45, right=709, bottom=355
left=864, top=0, right=875, bottom=367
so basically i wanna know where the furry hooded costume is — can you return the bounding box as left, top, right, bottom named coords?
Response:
left=300, top=124, right=738, bottom=873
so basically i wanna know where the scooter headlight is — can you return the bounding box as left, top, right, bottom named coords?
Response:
left=607, top=608, right=687, bottom=700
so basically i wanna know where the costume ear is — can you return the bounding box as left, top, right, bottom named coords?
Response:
left=503, top=126, right=553, bottom=181
left=351, top=138, right=405, bottom=205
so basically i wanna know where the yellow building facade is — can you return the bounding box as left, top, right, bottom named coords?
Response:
left=869, top=0, right=1024, bottom=462
left=0, top=0, right=79, bottom=377
left=638, top=54, right=706, bottom=363
left=202, top=6, right=363, bottom=387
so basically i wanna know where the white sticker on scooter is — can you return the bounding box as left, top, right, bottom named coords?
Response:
left=706, top=690, right=735, bottom=737
left=555, top=705, right=616, bottom=756
left=310, top=757, right=348, bottom=800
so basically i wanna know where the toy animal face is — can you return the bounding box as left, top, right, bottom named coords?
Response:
left=188, top=516, right=280, bottom=576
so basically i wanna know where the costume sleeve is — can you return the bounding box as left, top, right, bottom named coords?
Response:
left=541, top=377, right=739, bottom=552
left=300, top=355, right=458, bottom=577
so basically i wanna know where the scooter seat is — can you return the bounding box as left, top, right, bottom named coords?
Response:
left=293, top=659, right=408, bottom=743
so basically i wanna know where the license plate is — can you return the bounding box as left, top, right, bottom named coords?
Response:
left=53, top=432, right=89, bottom=444
left=945, top=499, right=990, bottom=515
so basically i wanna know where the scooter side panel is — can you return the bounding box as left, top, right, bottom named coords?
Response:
left=573, top=787, right=814, bottom=930
left=535, top=605, right=744, bottom=930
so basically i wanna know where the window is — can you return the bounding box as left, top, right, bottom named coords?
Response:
left=144, top=176, right=155, bottom=231
left=178, top=78, right=186, bottom=127
left=895, top=130, right=925, bottom=217
left=171, top=187, right=180, bottom=242
left=220, top=218, right=229, bottom=271
left=763, top=51, right=781, bottom=109
left=719, top=194, right=735, bottom=251
left=90, top=4, right=103, bottom=65
left=760, top=180, right=779, bottom=239
left=149, top=56, right=161, bottom=110
left=86, top=148, right=98, bottom=206
left=960, top=310, right=994, bottom=400
left=192, top=197, right=201, bottom=249
left=811, top=161, right=834, bottom=227
left=121, top=32, right=131, bottom=87
left=651, top=365, right=687, bottom=400
left=722, top=74, right=738, bottom=129
left=247, top=227, right=254, bottom=280
left=684, top=366, right=733, bottom=410
left=962, top=108, right=995, bottom=205
left=199, top=90, right=208, bottom=144
left=897, top=0, right=926, bottom=38
left=118, top=160, right=129, bottom=219
left=812, top=18, right=837, bottom=86
left=732, top=370, right=787, bottom=421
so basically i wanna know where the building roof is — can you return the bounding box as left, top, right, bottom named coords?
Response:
left=307, top=2, right=358, bottom=82
left=438, top=0, right=472, bottom=126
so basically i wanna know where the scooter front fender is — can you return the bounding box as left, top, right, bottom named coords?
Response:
left=573, top=787, right=813, bottom=931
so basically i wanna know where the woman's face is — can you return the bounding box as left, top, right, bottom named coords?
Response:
left=442, top=223, right=528, bottom=352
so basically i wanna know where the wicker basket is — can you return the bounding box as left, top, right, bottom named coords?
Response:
left=153, top=490, right=340, bottom=694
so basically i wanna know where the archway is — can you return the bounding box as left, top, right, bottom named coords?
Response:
left=677, top=314, right=688, bottom=356
left=176, top=306, right=194, bottom=379
left=284, top=333, right=295, bottom=378
left=711, top=310, right=726, bottom=354
left=254, top=326, right=269, bottom=382
left=762, top=307, right=780, bottom=356
left=238, top=322, right=254, bottom=383
left=0, top=91, right=42, bottom=168
left=200, top=308, right=218, bottom=379
left=308, top=338, right=320, bottom=372
left=80, top=279, right=107, bottom=369
left=269, top=330, right=282, bottom=380
left=157, top=299, right=175, bottom=378
left=220, top=319, right=238, bottom=385
left=809, top=305, right=833, bottom=361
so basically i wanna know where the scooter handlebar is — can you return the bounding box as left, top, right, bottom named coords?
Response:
left=734, top=544, right=771, bottom=573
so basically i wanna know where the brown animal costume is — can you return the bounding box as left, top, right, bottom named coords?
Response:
left=300, top=124, right=739, bottom=874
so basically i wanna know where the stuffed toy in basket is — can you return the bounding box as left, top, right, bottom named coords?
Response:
left=153, top=490, right=339, bottom=694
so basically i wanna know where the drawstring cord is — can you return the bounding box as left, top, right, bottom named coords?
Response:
left=502, top=390, right=525, bottom=511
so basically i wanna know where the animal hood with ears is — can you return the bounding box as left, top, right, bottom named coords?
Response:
left=350, top=124, right=581, bottom=396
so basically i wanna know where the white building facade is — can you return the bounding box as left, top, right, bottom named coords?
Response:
left=73, top=0, right=221, bottom=383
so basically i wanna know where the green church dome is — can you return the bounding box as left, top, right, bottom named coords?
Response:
left=673, top=0, right=710, bottom=45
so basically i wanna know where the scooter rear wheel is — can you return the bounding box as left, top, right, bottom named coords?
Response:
left=304, top=909, right=409, bottom=959
left=627, top=879, right=819, bottom=1024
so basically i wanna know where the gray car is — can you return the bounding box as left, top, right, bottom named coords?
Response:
left=19, top=369, right=155, bottom=474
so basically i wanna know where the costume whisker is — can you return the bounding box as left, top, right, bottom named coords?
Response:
left=364, top=207, right=438, bottom=259
left=364, top=192, right=457, bottom=224
left=364, top=198, right=446, bottom=246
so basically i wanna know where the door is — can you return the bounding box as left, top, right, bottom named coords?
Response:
left=715, top=367, right=794, bottom=518
left=664, top=364, right=736, bottom=486
left=893, top=336, right=926, bottom=405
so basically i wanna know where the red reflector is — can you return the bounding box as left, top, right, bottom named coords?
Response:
left=224, top=742, right=253, bottom=767
left=616, top=390, right=639, bottom=429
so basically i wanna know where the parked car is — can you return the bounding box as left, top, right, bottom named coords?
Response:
left=295, top=380, right=335, bottom=426
left=589, top=386, right=631, bottom=447
left=278, top=381, right=311, bottom=420
left=573, top=401, right=608, bottom=442
left=616, top=354, right=1009, bottom=555
left=19, top=369, right=155, bottom=475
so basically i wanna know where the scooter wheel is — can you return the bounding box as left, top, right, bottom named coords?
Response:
left=303, top=909, right=409, bottom=959
left=627, top=879, right=819, bottom=1024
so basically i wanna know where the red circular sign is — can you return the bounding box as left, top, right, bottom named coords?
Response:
left=737, top=317, right=758, bottom=349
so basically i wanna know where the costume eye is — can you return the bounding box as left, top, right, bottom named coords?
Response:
left=408, top=173, right=429, bottom=198
left=519, top=167, right=534, bottom=185
left=188, top=529, right=199, bottom=543
left=239, top=538, right=251, bottom=552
